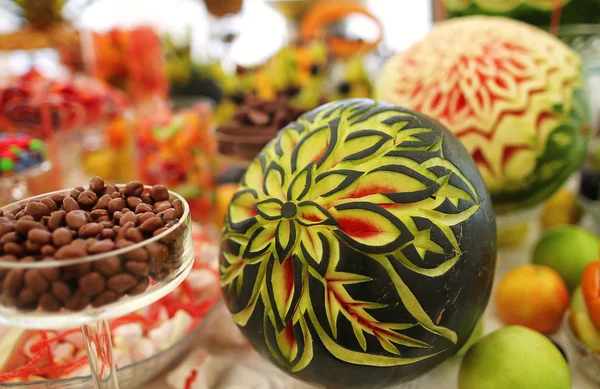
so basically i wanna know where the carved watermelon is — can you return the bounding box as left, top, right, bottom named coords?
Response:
left=220, top=99, right=497, bottom=388
left=442, top=0, right=600, bottom=25
left=377, top=17, right=589, bottom=214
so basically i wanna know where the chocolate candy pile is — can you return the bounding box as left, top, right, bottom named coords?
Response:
left=0, top=177, right=187, bottom=312
left=203, top=0, right=243, bottom=17
left=0, top=134, right=46, bottom=177
left=215, top=95, right=307, bottom=161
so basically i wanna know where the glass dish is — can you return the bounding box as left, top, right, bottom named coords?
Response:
left=564, top=313, right=600, bottom=385
left=0, top=162, right=53, bottom=207
left=0, top=186, right=194, bottom=388
left=0, top=321, right=203, bottom=389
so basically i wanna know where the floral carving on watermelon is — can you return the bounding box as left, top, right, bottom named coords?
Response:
left=221, top=99, right=482, bottom=370
left=444, top=0, right=572, bottom=12
left=377, top=17, right=588, bottom=212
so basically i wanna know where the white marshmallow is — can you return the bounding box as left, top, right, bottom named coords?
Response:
left=130, top=338, right=158, bottom=362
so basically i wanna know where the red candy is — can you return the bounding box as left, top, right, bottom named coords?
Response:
left=0, top=70, right=127, bottom=136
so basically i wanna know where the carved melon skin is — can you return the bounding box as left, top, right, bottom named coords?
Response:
left=491, top=93, right=588, bottom=214
left=220, top=99, right=497, bottom=388
left=376, top=17, right=590, bottom=215
left=443, top=0, right=600, bottom=25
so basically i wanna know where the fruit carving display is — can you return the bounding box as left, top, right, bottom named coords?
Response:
left=377, top=16, right=589, bottom=213
left=444, top=0, right=570, bottom=13
left=442, top=0, right=600, bottom=26
left=220, top=99, right=497, bottom=388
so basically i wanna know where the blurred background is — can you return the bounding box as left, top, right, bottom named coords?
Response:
left=0, top=0, right=433, bottom=74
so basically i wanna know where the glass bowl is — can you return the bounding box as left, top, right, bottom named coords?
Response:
left=565, top=313, right=600, bottom=385
left=0, top=321, right=201, bottom=389
left=0, top=186, right=194, bottom=328
left=0, top=298, right=222, bottom=389
left=0, top=185, right=194, bottom=388
left=0, top=162, right=53, bottom=207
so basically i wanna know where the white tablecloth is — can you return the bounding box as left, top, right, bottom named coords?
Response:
left=148, top=222, right=597, bottom=389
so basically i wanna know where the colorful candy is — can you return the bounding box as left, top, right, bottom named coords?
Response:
left=136, top=103, right=216, bottom=222
left=0, top=70, right=127, bottom=136
left=0, top=134, right=47, bottom=176
left=87, top=27, right=168, bottom=106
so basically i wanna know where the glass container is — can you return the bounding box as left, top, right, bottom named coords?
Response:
left=0, top=187, right=194, bottom=389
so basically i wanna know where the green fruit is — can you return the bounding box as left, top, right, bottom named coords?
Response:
left=221, top=99, right=497, bottom=388
left=532, top=226, right=599, bottom=290
left=459, top=326, right=571, bottom=389
left=456, top=319, right=484, bottom=357
left=570, top=288, right=600, bottom=351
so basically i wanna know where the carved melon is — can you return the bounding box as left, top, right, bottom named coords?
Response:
left=442, top=0, right=600, bottom=26
left=377, top=16, right=589, bottom=214
left=220, top=99, right=497, bottom=388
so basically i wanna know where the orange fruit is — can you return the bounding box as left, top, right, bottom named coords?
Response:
left=496, top=264, right=569, bottom=334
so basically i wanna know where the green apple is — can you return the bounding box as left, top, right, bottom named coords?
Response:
left=456, top=319, right=484, bottom=357
left=570, top=287, right=600, bottom=351
left=459, top=326, right=571, bottom=389
left=532, top=226, right=599, bottom=290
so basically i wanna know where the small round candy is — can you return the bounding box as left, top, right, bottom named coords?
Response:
left=14, top=162, right=26, bottom=172
left=0, top=158, right=15, bottom=172
left=29, top=139, right=44, bottom=151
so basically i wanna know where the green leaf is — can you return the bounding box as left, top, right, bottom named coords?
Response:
left=244, top=155, right=266, bottom=190
left=243, top=223, right=277, bottom=258
left=275, top=219, right=296, bottom=262
left=263, top=162, right=287, bottom=200
left=331, top=202, right=412, bottom=253
left=292, top=118, right=339, bottom=172
left=313, top=169, right=363, bottom=199
left=290, top=315, right=314, bottom=372
left=351, top=321, right=367, bottom=351
left=342, top=130, right=393, bottom=163
left=412, top=228, right=445, bottom=259
left=373, top=255, right=458, bottom=344
left=378, top=336, right=400, bottom=355
left=254, top=198, right=283, bottom=221
left=232, top=259, right=269, bottom=326
left=227, top=189, right=258, bottom=232
left=266, top=255, right=304, bottom=331
left=297, top=201, right=337, bottom=227
left=306, top=304, right=444, bottom=367
left=287, top=163, right=314, bottom=201
left=325, top=288, right=342, bottom=338
left=275, top=125, right=303, bottom=157
left=436, top=174, right=475, bottom=203
left=298, top=227, right=327, bottom=265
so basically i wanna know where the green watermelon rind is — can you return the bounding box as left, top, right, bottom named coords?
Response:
left=492, top=85, right=590, bottom=214
left=444, top=0, right=600, bottom=25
